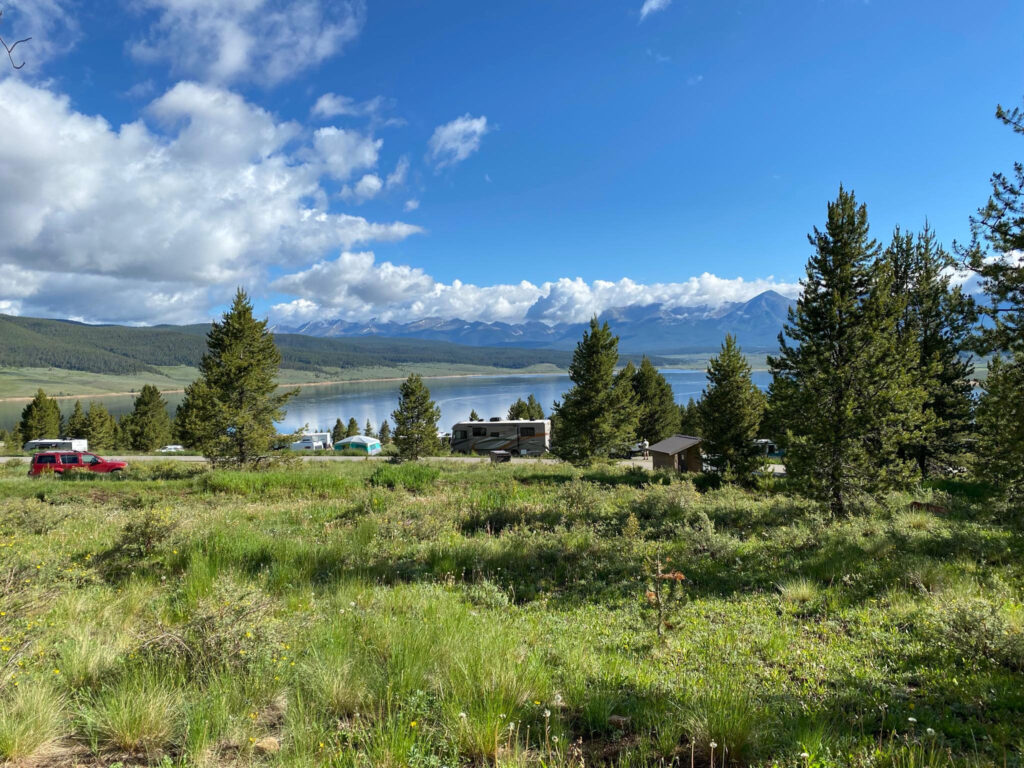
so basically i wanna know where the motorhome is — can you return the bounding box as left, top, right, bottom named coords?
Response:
left=22, top=438, right=89, bottom=452
left=289, top=432, right=332, bottom=451
left=450, top=419, right=550, bottom=457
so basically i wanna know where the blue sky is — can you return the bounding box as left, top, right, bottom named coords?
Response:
left=0, top=0, right=1021, bottom=325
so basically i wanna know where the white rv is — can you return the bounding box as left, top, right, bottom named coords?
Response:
left=290, top=432, right=332, bottom=451
left=450, top=419, right=550, bottom=457
left=23, top=438, right=89, bottom=452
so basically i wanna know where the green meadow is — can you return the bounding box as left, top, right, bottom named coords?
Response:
left=1, top=460, right=1021, bottom=767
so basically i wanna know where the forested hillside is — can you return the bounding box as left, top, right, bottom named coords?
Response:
left=0, top=315, right=574, bottom=375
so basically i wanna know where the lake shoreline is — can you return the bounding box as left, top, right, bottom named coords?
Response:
left=0, top=370, right=569, bottom=404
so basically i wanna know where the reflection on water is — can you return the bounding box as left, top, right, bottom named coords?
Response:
left=0, top=370, right=772, bottom=433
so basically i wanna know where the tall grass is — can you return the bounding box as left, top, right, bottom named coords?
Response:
left=0, top=684, right=66, bottom=762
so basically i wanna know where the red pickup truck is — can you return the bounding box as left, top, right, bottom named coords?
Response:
left=28, top=451, right=128, bottom=476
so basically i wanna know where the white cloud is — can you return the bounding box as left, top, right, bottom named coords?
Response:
left=0, top=78, right=421, bottom=323
left=129, top=0, right=364, bottom=85
left=340, top=173, right=384, bottom=203
left=0, top=0, right=78, bottom=71
left=313, top=126, right=381, bottom=180
left=428, top=114, right=489, bottom=169
left=386, top=156, right=409, bottom=188
left=311, top=92, right=391, bottom=120
left=270, top=251, right=801, bottom=325
left=403, top=198, right=420, bottom=212
left=639, top=0, right=672, bottom=21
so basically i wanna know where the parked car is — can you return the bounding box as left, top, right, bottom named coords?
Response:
left=158, top=444, right=185, bottom=453
left=29, top=451, right=128, bottom=476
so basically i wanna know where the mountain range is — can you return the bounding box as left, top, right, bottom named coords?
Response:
left=273, top=290, right=796, bottom=353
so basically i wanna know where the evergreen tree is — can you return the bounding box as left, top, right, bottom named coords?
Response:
left=123, top=385, right=172, bottom=452
left=469, top=409, right=481, bottom=421
left=173, top=380, right=211, bottom=449
left=884, top=225, right=975, bottom=475
left=85, top=402, right=116, bottom=451
left=183, top=289, right=298, bottom=466
left=678, top=397, right=701, bottom=436
left=956, top=98, right=1024, bottom=501
left=697, top=335, right=765, bottom=482
left=66, top=400, right=89, bottom=438
left=364, top=419, right=375, bottom=437
left=768, top=187, right=926, bottom=515
left=551, top=319, right=638, bottom=464
left=975, top=354, right=1024, bottom=502
left=378, top=420, right=392, bottom=445
left=346, top=417, right=359, bottom=437
left=632, top=357, right=680, bottom=443
left=19, top=389, right=61, bottom=441
left=960, top=99, right=1024, bottom=356
left=391, top=374, right=441, bottom=460
left=331, top=418, right=345, bottom=445
left=507, top=395, right=544, bottom=420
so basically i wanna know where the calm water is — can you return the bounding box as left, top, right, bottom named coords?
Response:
left=1, top=370, right=772, bottom=433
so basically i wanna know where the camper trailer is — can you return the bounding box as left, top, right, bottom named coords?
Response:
left=22, top=438, right=89, bottom=452
left=289, top=432, right=332, bottom=451
left=450, top=419, right=550, bottom=457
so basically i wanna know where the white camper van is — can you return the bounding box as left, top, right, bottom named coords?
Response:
left=289, top=432, right=332, bottom=451
left=450, top=419, right=550, bottom=457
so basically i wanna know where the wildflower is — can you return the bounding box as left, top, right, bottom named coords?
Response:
left=459, top=712, right=467, bottom=719
left=410, top=721, right=418, bottom=728
left=534, top=700, right=541, bottom=706
left=544, top=709, right=551, bottom=718
left=709, top=742, right=717, bottom=749
left=800, top=753, right=810, bottom=759
left=52, top=668, right=60, bottom=674
left=908, top=717, right=917, bottom=723
left=552, top=736, right=559, bottom=744
left=926, top=728, right=935, bottom=736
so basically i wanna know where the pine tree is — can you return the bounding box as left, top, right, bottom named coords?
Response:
left=66, top=400, right=89, bottom=439
left=331, top=418, right=345, bottom=445
left=768, top=187, right=926, bottom=515
left=184, top=289, right=298, bottom=467
left=378, top=420, right=392, bottom=445
left=85, top=402, right=116, bottom=451
left=975, top=354, right=1024, bottom=502
left=364, top=419, right=375, bottom=437
left=391, top=374, right=441, bottom=460
left=469, top=409, right=481, bottom=421
left=632, top=357, right=680, bottom=443
left=697, top=335, right=765, bottom=482
left=884, top=225, right=975, bottom=475
left=678, top=397, right=701, bottom=436
left=19, top=389, right=62, bottom=441
left=551, top=319, right=639, bottom=464
left=123, top=385, right=172, bottom=452
left=173, top=380, right=211, bottom=449
left=345, top=417, right=359, bottom=437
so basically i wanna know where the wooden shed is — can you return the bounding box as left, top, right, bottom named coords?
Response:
left=648, top=435, right=703, bottom=473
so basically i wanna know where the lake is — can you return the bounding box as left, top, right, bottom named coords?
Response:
left=1, top=370, right=773, bottom=434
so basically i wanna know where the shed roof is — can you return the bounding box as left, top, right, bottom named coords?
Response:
left=648, top=435, right=702, bottom=455
left=334, top=435, right=381, bottom=446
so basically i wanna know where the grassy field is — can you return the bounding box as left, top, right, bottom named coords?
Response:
left=0, top=364, right=565, bottom=400
left=0, top=460, right=1021, bottom=767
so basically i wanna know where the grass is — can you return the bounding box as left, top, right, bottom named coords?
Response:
left=1, top=459, right=1023, bottom=766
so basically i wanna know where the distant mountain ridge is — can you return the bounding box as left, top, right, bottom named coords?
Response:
left=275, top=290, right=796, bottom=353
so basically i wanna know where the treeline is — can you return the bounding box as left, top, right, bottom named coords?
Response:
left=0, top=315, right=575, bottom=375
left=551, top=98, right=1024, bottom=512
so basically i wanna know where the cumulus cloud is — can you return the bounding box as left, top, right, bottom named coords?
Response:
left=129, top=0, right=364, bottom=85
left=311, top=92, right=391, bottom=120
left=639, top=0, right=672, bottom=21
left=0, top=78, right=421, bottom=323
left=340, top=173, right=384, bottom=203
left=403, top=199, right=420, bottom=212
left=270, top=251, right=801, bottom=326
left=0, top=0, right=78, bottom=71
left=428, top=114, right=489, bottom=169
left=386, top=156, right=409, bottom=188
left=314, top=126, right=381, bottom=180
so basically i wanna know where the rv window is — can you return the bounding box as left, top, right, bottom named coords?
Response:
left=472, top=427, right=486, bottom=437
left=60, top=455, right=80, bottom=465
left=454, top=430, right=468, bottom=440
left=519, top=427, right=535, bottom=437
left=490, top=432, right=500, bottom=437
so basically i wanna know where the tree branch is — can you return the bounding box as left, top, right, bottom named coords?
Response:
left=0, top=9, right=31, bottom=70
